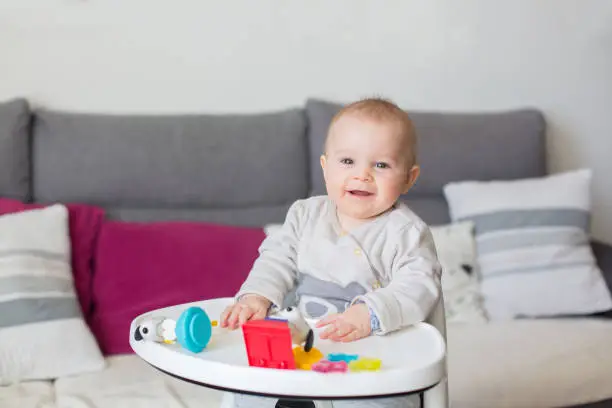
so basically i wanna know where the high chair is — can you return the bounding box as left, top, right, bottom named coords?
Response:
left=130, top=297, right=448, bottom=408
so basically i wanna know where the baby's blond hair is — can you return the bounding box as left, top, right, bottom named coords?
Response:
left=326, top=97, right=417, bottom=165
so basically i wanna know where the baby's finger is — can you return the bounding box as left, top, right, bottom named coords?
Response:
left=315, top=313, right=339, bottom=328
left=319, top=327, right=334, bottom=340
left=220, top=305, right=235, bottom=328
left=331, top=323, right=354, bottom=339
left=320, top=321, right=343, bottom=339
left=325, top=322, right=353, bottom=341
left=226, top=305, right=244, bottom=330
left=237, top=305, right=254, bottom=327
left=338, top=329, right=360, bottom=343
left=252, top=307, right=268, bottom=321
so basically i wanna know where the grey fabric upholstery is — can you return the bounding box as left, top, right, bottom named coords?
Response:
left=402, top=197, right=451, bottom=226
left=105, top=204, right=293, bottom=226
left=0, top=98, right=31, bottom=201
left=305, top=98, right=547, bottom=225
left=32, top=108, right=308, bottom=209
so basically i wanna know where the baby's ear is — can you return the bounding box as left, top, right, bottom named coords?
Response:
left=320, top=154, right=329, bottom=183
left=402, top=165, right=420, bottom=194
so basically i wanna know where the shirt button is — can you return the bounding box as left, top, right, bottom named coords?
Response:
left=354, top=248, right=362, bottom=256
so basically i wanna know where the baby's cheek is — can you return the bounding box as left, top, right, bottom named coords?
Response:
left=383, top=179, right=407, bottom=196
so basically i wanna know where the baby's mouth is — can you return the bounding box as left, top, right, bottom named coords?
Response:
left=348, top=189, right=374, bottom=197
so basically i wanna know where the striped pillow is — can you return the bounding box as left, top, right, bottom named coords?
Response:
left=443, top=169, right=612, bottom=319
left=0, top=204, right=105, bottom=383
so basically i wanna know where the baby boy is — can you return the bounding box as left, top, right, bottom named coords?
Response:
left=221, top=98, right=442, bottom=408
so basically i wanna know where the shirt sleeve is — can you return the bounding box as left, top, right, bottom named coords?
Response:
left=352, top=223, right=442, bottom=334
left=235, top=200, right=306, bottom=308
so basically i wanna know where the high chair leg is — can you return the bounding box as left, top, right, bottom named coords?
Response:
left=422, top=377, right=448, bottom=408
left=220, top=392, right=234, bottom=408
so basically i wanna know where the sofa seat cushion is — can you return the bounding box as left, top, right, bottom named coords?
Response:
left=53, top=355, right=224, bottom=408
left=0, top=381, right=54, bottom=408
left=447, top=318, right=612, bottom=408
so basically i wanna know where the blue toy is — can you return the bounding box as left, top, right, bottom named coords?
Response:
left=175, top=306, right=213, bottom=353
left=327, top=353, right=359, bottom=363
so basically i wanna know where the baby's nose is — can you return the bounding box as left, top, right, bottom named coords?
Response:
left=353, top=166, right=373, bottom=181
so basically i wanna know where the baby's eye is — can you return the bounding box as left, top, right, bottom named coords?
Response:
left=340, top=158, right=354, bottom=165
left=375, top=162, right=390, bottom=169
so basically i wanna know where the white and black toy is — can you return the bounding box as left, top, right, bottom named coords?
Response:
left=134, top=316, right=177, bottom=344
left=268, top=306, right=315, bottom=352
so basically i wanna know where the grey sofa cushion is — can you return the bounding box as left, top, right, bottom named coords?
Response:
left=105, top=203, right=292, bottom=227
left=306, top=98, right=547, bottom=197
left=0, top=98, right=31, bottom=201
left=401, top=197, right=452, bottom=226
left=32, top=108, right=308, bottom=209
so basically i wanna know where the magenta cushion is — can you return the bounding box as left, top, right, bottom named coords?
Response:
left=0, top=198, right=105, bottom=318
left=90, top=220, right=266, bottom=355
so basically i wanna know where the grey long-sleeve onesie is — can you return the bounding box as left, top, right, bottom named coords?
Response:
left=236, top=195, right=442, bottom=334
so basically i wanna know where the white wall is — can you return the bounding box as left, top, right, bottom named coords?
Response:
left=1, top=0, right=612, bottom=243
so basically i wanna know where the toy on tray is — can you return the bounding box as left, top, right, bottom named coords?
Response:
left=175, top=306, right=213, bottom=353
left=267, top=306, right=315, bottom=352
left=311, top=360, right=348, bottom=373
left=293, top=345, right=323, bottom=370
left=327, top=353, right=359, bottom=363
left=133, top=316, right=177, bottom=344
left=242, top=318, right=297, bottom=369
left=134, top=306, right=213, bottom=353
left=348, top=357, right=382, bottom=372
left=242, top=306, right=317, bottom=369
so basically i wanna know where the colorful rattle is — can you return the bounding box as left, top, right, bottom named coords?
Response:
left=133, top=306, right=212, bottom=353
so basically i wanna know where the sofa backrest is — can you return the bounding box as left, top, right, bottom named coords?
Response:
left=0, top=97, right=547, bottom=226
left=0, top=98, right=31, bottom=201
left=31, top=107, right=308, bottom=226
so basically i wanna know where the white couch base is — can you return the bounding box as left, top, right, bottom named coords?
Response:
left=447, top=318, right=612, bottom=408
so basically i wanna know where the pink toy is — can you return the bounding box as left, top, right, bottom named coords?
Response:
left=311, top=359, right=348, bottom=373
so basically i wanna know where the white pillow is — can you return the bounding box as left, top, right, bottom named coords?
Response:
left=0, top=205, right=105, bottom=384
left=263, top=220, right=488, bottom=324
left=443, top=168, right=612, bottom=320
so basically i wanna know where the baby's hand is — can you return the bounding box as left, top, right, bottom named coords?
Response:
left=220, top=294, right=271, bottom=330
left=315, top=303, right=371, bottom=342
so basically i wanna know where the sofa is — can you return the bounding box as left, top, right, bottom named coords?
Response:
left=1, top=96, right=611, bottom=408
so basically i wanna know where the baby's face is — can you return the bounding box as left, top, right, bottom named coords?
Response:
left=321, top=114, right=418, bottom=224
